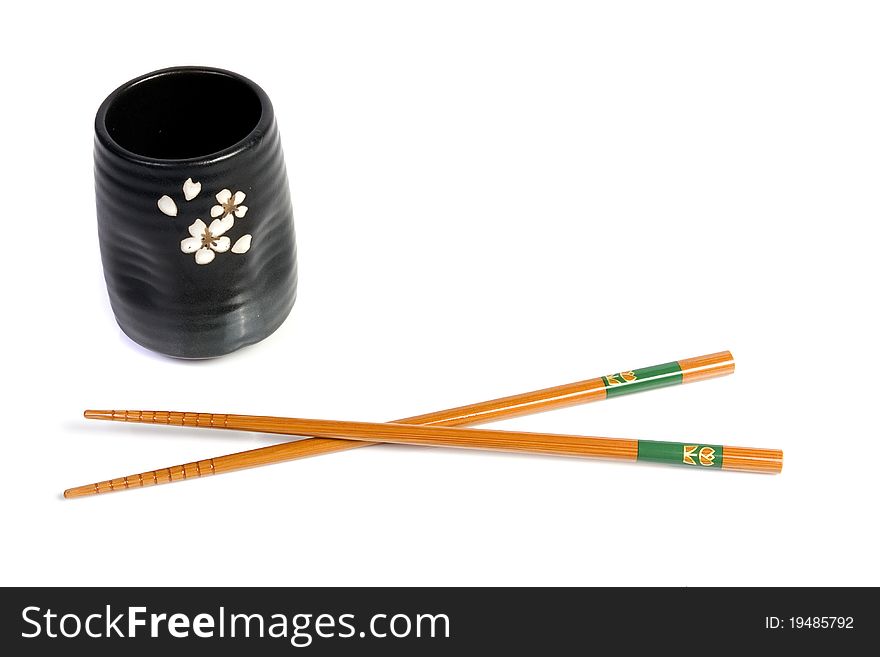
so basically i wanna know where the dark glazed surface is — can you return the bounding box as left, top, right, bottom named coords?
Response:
left=94, top=67, right=298, bottom=358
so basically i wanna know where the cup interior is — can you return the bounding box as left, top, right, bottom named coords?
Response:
left=103, top=70, right=263, bottom=160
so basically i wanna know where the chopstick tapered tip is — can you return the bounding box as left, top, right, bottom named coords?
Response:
left=63, top=485, right=95, bottom=499
left=84, top=409, right=115, bottom=420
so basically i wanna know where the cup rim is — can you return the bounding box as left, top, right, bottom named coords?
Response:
left=94, top=65, right=274, bottom=167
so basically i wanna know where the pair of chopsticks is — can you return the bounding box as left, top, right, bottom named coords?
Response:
left=64, top=351, right=782, bottom=498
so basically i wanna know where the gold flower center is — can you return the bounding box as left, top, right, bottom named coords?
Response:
left=200, top=230, right=216, bottom=248
left=223, top=198, right=238, bottom=215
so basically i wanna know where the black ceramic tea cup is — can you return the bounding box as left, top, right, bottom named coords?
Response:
left=94, top=66, right=298, bottom=358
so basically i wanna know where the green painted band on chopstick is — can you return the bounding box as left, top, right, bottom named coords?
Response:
left=637, top=440, right=724, bottom=468
left=602, top=361, right=683, bottom=398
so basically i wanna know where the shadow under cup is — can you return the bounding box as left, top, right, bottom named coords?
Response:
left=94, top=66, right=298, bottom=359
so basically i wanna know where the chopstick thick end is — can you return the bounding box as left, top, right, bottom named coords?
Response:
left=679, top=351, right=735, bottom=383
left=722, top=446, right=784, bottom=474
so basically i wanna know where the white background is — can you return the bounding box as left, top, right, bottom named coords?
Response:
left=1, top=1, right=877, bottom=586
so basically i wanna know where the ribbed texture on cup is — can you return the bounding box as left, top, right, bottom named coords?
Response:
left=94, top=115, right=297, bottom=358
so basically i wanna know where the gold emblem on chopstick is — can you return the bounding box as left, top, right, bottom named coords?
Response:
left=683, top=445, right=717, bottom=466
left=698, top=446, right=717, bottom=466
left=605, top=370, right=637, bottom=385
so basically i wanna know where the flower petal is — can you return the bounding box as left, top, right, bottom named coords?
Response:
left=183, top=178, right=201, bottom=201
left=188, top=218, right=207, bottom=238
left=234, top=205, right=248, bottom=218
left=231, top=234, right=252, bottom=254
left=194, top=247, right=215, bottom=265
left=209, top=215, right=234, bottom=237
left=215, top=189, right=232, bottom=204
left=158, top=195, right=177, bottom=217
left=233, top=191, right=246, bottom=205
left=210, top=205, right=225, bottom=218
left=180, top=236, right=202, bottom=253
left=212, top=236, right=231, bottom=253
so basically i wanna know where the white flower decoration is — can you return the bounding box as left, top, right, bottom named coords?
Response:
left=183, top=177, right=202, bottom=201
left=157, top=195, right=178, bottom=217
left=180, top=216, right=233, bottom=265
left=231, top=234, right=252, bottom=254
left=211, top=189, right=248, bottom=219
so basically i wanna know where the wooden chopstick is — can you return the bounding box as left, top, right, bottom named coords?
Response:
left=66, top=413, right=781, bottom=497
left=65, top=351, right=738, bottom=497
